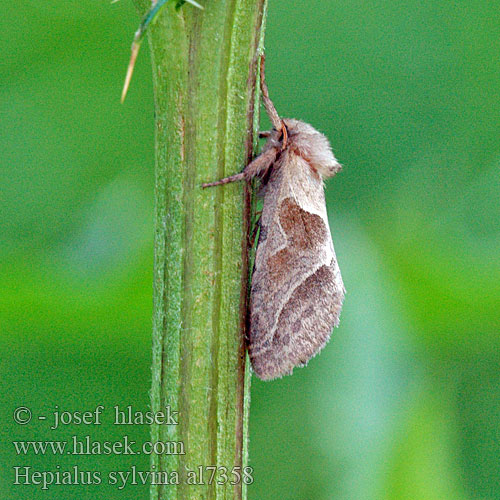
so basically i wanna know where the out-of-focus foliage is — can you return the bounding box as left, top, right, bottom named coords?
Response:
left=1, top=0, right=499, bottom=499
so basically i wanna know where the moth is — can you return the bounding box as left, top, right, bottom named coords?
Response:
left=204, top=57, right=345, bottom=380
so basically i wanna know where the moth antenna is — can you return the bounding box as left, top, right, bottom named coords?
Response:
left=259, top=56, right=281, bottom=129
left=121, top=0, right=203, bottom=102
left=259, top=55, right=287, bottom=149
left=202, top=172, right=245, bottom=188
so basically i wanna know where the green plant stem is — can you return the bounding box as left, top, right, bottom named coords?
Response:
left=133, top=0, right=267, bottom=499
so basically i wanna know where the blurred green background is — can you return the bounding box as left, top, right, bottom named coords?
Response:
left=1, top=0, right=499, bottom=499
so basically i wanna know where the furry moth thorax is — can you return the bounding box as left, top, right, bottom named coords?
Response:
left=264, top=118, right=342, bottom=180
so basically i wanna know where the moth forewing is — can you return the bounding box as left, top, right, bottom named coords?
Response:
left=248, top=153, right=344, bottom=380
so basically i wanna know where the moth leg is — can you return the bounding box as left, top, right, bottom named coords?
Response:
left=259, top=131, right=271, bottom=138
left=248, top=212, right=262, bottom=248
left=202, top=147, right=277, bottom=188
left=202, top=172, right=245, bottom=188
left=242, top=147, right=277, bottom=179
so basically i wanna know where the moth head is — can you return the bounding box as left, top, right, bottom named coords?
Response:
left=283, top=119, right=342, bottom=179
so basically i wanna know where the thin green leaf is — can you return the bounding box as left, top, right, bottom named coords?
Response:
left=121, top=0, right=203, bottom=102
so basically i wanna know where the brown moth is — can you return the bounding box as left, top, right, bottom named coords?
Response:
left=203, top=57, right=345, bottom=380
